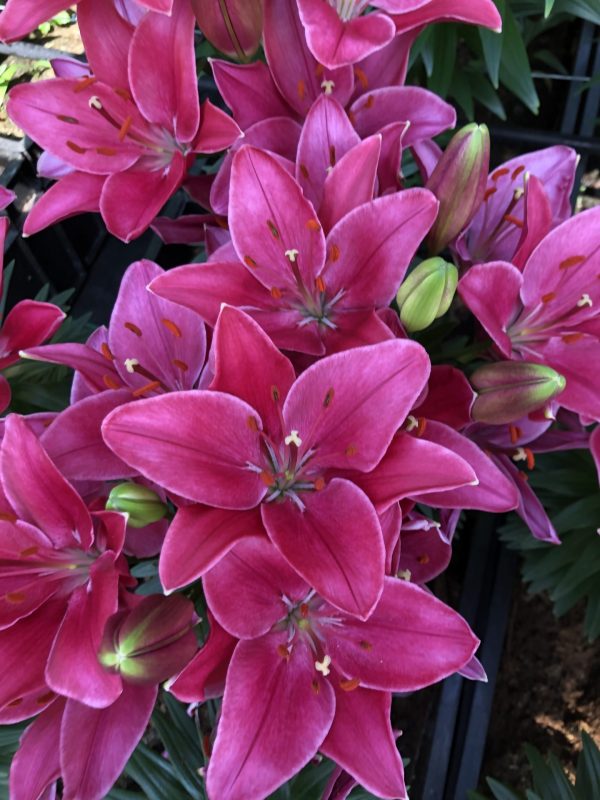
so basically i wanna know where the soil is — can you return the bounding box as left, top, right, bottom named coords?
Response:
left=480, top=585, right=600, bottom=792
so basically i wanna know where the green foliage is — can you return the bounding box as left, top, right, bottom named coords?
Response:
left=468, top=731, right=600, bottom=799
left=407, top=0, right=598, bottom=121
left=0, top=723, right=27, bottom=799
left=36, top=10, right=74, bottom=37
left=499, top=448, right=600, bottom=641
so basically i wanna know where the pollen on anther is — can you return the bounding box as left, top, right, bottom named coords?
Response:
left=20, top=546, right=39, bottom=557
left=416, top=417, right=427, bottom=436
left=562, top=332, right=584, bottom=344
left=359, top=640, right=372, bottom=651
left=483, top=187, right=497, bottom=202
left=417, top=553, right=430, bottom=565
left=315, top=276, right=326, bottom=293
left=66, top=141, right=87, bottom=154
left=57, top=114, right=78, bottom=124
left=172, top=359, right=189, bottom=371
left=511, top=165, right=526, bottom=180
left=162, top=318, right=182, bottom=337
left=345, top=444, right=357, bottom=457
left=354, top=66, right=369, bottom=89
left=244, top=255, right=258, bottom=268
left=271, top=286, right=283, bottom=300
left=101, top=343, right=115, bottom=361
left=509, top=424, right=521, bottom=444
left=339, top=677, right=360, bottom=692
left=96, top=147, right=117, bottom=156
left=541, top=292, right=556, bottom=304
left=314, top=477, right=325, bottom=491
left=300, top=164, right=309, bottom=179
left=503, top=214, right=524, bottom=228
left=247, top=416, right=259, bottom=432
left=73, top=75, right=97, bottom=93
left=0, top=512, right=16, bottom=523
left=329, top=145, right=336, bottom=167
left=491, top=167, right=510, bottom=181
left=328, top=244, right=340, bottom=262
left=364, top=95, right=375, bottom=109
left=277, top=644, right=290, bottom=660
left=132, top=380, right=161, bottom=397
left=285, top=249, right=299, bottom=262
left=297, top=79, right=306, bottom=100
left=103, top=374, right=121, bottom=390
left=260, top=470, right=275, bottom=487
left=559, top=255, right=586, bottom=270
left=5, top=592, right=26, bottom=604
left=323, top=387, right=334, bottom=407
left=118, top=115, right=133, bottom=141
left=300, top=603, right=309, bottom=618
left=124, top=321, right=142, bottom=336
left=306, top=218, right=321, bottom=231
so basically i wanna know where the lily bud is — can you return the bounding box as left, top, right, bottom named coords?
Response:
left=106, top=483, right=168, bottom=528
left=192, top=0, right=263, bottom=62
left=426, top=123, right=490, bottom=255
left=99, top=595, right=198, bottom=685
left=396, top=258, right=458, bottom=332
left=471, top=361, right=566, bottom=424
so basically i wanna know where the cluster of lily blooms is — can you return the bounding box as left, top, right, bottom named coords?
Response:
left=1, top=1, right=599, bottom=799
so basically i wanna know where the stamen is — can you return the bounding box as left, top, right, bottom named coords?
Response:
left=354, top=66, right=369, bottom=89
left=244, top=255, right=258, bottom=268
left=328, top=244, right=340, bottom=262
left=503, top=214, right=524, bottom=228
left=103, top=374, right=121, bottom=390
left=311, top=679, right=320, bottom=694
left=300, top=603, right=309, bottom=618
left=306, top=219, right=321, bottom=231
left=562, top=332, right=584, bottom=344
left=247, top=416, right=259, bottom=431
left=162, top=318, right=182, bottom=337
left=124, top=321, right=142, bottom=336
left=416, top=417, right=427, bottom=436
left=0, top=512, right=17, bottom=523
left=513, top=447, right=534, bottom=469
left=267, top=219, right=280, bottom=239
left=57, top=114, right=78, bottom=124
left=398, top=569, right=412, bottom=581
left=315, top=654, right=331, bottom=676
left=508, top=424, right=521, bottom=444
left=345, top=444, right=357, bottom=457
left=20, top=546, right=39, bottom=557
left=359, top=640, right=372, bottom=651
left=101, top=343, right=114, bottom=361
left=5, top=592, right=26, bottom=604
left=124, top=358, right=139, bottom=374
left=321, top=79, right=335, bottom=94
left=73, top=75, right=97, bottom=93
left=285, top=249, right=299, bottom=262
left=314, top=477, right=325, bottom=491
left=260, top=470, right=275, bottom=487
left=364, top=95, right=375, bottom=109
left=541, top=292, right=556, bottom=304
left=271, top=287, right=282, bottom=299
left=577, top=293, right=592, bottom=308
left=483, top=187, right=497, bottom=202
left=299, top=164, right=309, bottom=178
left=417, top=553, right=430, bottom=564
left=271, top=385, right=280, bottom=403
left=114, top=88, right=133, bottom=102
left=511, top=165, right=526, bottom=180
left=284, top=430, right=303, bottom=447
left=559, top=255, right=586, bottom=270
left=96, top=147, right=117, bottom=156
left=277, top=644, right=290, bottom=660
left=297, top=79, right=306, bottom=100
left=118, top=115, right=133, bottom=141
left=36, top=692, right=55, bottom=705
left=491, top=167, right=510, bottom=181
left=339, top=677, right=360, bottom=692
left=315, top=276, right=326, bottom=293
left=131, top=380, right=161, bottom=397
left=66, top=141, right=87, bottom=154
left=172, top=359, right=189, bottom=371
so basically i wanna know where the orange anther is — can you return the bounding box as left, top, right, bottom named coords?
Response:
left=508, top=424, right=521, bottom=444
left=247, top=416, right=259, bottom=432
left=359, top=640, right=372, bottom=651
left=118, top=115, right=133, bottom=141
left=297, top=79, right=306, bottom=100
left=73, top=75, right=97, bottom=93
left=329, top=144, right=336, bottom=167
left=559, top=255, right=586, bottom=270
left=483, top=187, right=497, bottom=202
left=417, top=553, right=430, bottom=565
left=0, top=512, right=17, bottom=522
left=162, top=318, right=182, bottom=337
left=511, top=165, right=526, bottom=180
left=525, top=448, right=535, bottom=470
left=315, top=63, right=324, bottom=77
left=266, top=219, right=280, bottom=239
left=315, top=276, right=326, bottom=293
left=6, top=592, right=26, bottom=604
left=20, top=546, right=39, bottom=557
left=364, top=95, right=375, bottom=109
left=244, top=255, right=258, bottom=268
left=57, top=114, right=78, bottom=124
left=132, top=380, right=161, bottom=397
left=562, top=332, right=584, bottom=344
left=541, top=292, right=556, bottom=304
left=277, top=644, right=290, bottom=660
left=323, top=387, right=334, bottom=407
left=345, top=444, right=357, bottom=457
left=96, top=147, right=117, bottom=156
left=328, top=244, right=340, bottom=262
left=300, top=164, right=309, bottom=179
left=314, top=477, right=325, bottom=491
left=306, top=219, right=321, bottom=231
left=503, top=214, right=524, bottom=228
left=491, top=167, right=510, bottom=181
left=416, top=417, right=427, bottom=436
left=114, top=88, right=133, bottom=102
left=172, top=359, right=189, bottom=371
left=354, top=66, right=369, bottom=89
left=124, top=321, right=142, bottom=336
left=300, top=603, right=309, bottom=618
left=7, top=698, right=23, bottom=707
left=260, top=470, right=275, bottom=487
left=101, top=343, right=114, bottom=361
left=271, top=286, right=283, bottom=300
left=66, top=141, right=87, bottom=154
left=103, top=374, right=121, bottom=390
left=339, top=677, right=361, bottom=692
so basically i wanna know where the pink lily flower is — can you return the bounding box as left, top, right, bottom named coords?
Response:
left=296, top=0, right=502, bottom=69
left=201, top=536, right=479, bottom=800
left=454, top=145, right=577, bottom=267
left=0, top=0, right=173, bottom=42
left=0, top=218, right=65, bottom=412
left=152, top=145, right=439, bottom=355
left=459, top=205, right=600, bottom=421
left=7, top=0, right=240, bottom=241
left=192, top=0, right=263, bottom=60
left=102, top=306, right=476, bottom=619
left=23, top=258, right=207, bottom=481
left=9, top=594, right=197, bottom=800
left=0, top=415, right=131, bottom=717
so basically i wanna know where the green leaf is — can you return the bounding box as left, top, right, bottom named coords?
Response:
left=468, top=71, right=507, bottom=120
left=124, top=743, right=196, bottom=800
left=485, top=777, right=522, bottom=800
left=553, top=0, right=600, bottom=24
left=575, top=732, right=600, bottom=800
left=427, top=25, right=457, bottom=98
left=544, top=0, right=556, bottom=16
left=449, top=71, right=475, bottom=120
left=479, top=0, right=504, bottom=87
left=498, top=5, right=539, bottom=113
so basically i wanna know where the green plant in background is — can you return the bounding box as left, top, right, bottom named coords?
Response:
left=469, top=731, right=600, bottom=799
left=35, top=10, right=74, bottom=37
left=499, top=448, right=600, bottom=641
left=407, top=0, right=600, bottom=120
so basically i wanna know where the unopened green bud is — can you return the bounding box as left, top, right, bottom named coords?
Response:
left=426, top=123, right=490, bottom=255
left=106, top=483, right=167, bottom=528
left=471, top=361, right=566, bottom=424
left=396, top=258, right=458, bottom=332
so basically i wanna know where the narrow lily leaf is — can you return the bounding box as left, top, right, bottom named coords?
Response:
left=499, top=5, right=539, bottom=114
left=545, top=0, right=556, bottom=16
left=479, top=0, right=505, bottom=88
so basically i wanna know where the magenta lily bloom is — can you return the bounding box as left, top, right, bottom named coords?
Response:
left=23, top=258, right=206, bottom=481
left=201, top=536, right=479, bottom=800
left=103, top=306, right=476, bottom=618
left=455, top=145, right=577, bottom=267
left=7, top=0, right=240, bottom=241
left=0, top=415, right=130, bottom=715
left=0, top=218, right=65, bottom=412
left=459, top=205, right=600, bottom=421
left=152, top=145, right=439, bottom=355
